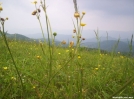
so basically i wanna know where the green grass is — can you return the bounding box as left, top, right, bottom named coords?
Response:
left=0, top=0, right=134, bottom=98
left=0, top=38, right=134, bottom=99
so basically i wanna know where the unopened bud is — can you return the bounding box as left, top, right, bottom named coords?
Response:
left=1, top=18, right=5, bottom=21
left=82, top=38, right=85, bottom=40
left=37, top=9, right=41, bottom=13
left=73, top=29, right=76, bottom=33
left=32, top=10, right=37, bottom=15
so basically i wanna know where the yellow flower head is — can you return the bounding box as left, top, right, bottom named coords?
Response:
left=78, top=55, right=81, bottom=59
left=74, top=12, right=80, bottom=18
left=33, top=86, right=36, bottom=89
left=80, top=23, right=86, bottom=26
left=82, top=11, right=86, bottom=15
left=58, top=53, right=61, bottom=55
left=95, top=68, right=98, bottom=70
left=31, top=0, right=37, bottom=4
left=66, top=50, right=69, bottom=52
left=3, top=67, right=7, bottom=70
left=0, top=6, right=3, bottom=11
left=11, top=77, right=16, bottom=80
left=36, top=55, right=40, bottom=59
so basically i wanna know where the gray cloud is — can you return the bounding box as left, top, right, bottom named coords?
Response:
left=79, top=0, right=134, bottom=16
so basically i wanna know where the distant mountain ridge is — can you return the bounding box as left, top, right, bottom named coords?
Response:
left=1, top=33, right=134, bottom=53
left=81, top=40, right=134, bottom=53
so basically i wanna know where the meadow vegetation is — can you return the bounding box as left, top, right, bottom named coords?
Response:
left=0, top=0, right=134, bottom=99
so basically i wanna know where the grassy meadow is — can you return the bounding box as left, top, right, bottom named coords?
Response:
left=0, top=37, right=134, bottom=99
left=0, top=0, right=134, bottom=99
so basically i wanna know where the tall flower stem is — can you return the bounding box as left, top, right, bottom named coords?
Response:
left=41, top=0, right=53, bottom=79
left=0, top=23, right=24, bottom=93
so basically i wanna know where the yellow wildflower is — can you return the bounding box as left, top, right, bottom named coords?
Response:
left=36, top=56, right=40, bottom=59
left=58, top=53, right=61, bottom=55
left=0, top=6, right=3, bottom=11
left=78, top=55, right=81, bottom=59
left=31, top=0, right=37, bottom=4
left=11, top=77, right=16, bottom=80
left=74, top=12, right=80, bottom=18
left=33, top=86, right=36, bottom=89
left=95, top=68, right=98, bottom=70
left=66, top=50, right=69, bottom=52
left=82, top=11, right=86, bottom=15
left=57, top=65, right=61, bottom=69
left=80, top=23, right=86, bottom=26
left=3, top=67, right=7, bottom=70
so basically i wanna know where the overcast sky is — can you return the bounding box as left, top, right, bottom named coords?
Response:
left=0, top=0, right=134, bottom=38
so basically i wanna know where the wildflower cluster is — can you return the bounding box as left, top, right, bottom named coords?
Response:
left=72, top=0, right=86, bottom=47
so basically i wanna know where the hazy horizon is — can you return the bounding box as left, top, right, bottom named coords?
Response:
left=1, top=0, right=134, bottom=39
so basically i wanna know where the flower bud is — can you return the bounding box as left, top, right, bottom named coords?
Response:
left=69, top=41, right=74, bottom=47
left=82, top=38, right=85, bottom=40
left=73, top=29, right=76, bottom=33
left=5, top=17, right=8, bottom=20
left=1, top=18, right=5, bottom=21
left=53, top=32, right=57, bottom=36
left=37, top=9, right=41, bottom=13
left=32, top=10, right=37, bottom=15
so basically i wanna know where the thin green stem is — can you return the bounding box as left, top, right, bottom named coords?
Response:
left=1, top=23, right=24, bottom=93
